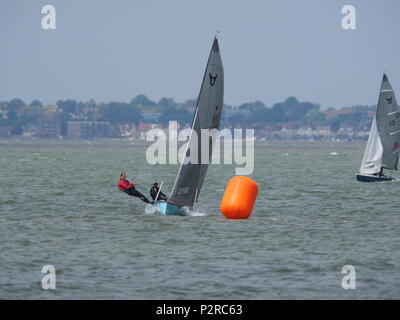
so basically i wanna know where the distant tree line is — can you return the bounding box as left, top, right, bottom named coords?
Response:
left=0, top=95, right=377, bottom=135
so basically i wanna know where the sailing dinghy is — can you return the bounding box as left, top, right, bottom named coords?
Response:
left=357, top=73, right=400, bottom=182
left=155, top=37, right=224, bottom=214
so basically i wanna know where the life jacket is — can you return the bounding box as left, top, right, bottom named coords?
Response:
left=118, top=179, right=134, bottom=192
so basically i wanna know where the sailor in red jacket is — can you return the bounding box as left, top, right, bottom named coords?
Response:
left=118, top=173, right=150, bottom=204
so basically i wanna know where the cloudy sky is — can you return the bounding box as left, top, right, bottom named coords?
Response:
left=0, top=0, right=399, bottom=108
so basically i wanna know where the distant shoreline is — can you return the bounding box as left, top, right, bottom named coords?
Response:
left=0, top=137, right=366, bottom=146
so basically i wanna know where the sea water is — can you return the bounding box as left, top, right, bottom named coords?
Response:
left=1, top=139, right=399, bottom=299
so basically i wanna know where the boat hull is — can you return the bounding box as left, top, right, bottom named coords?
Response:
left=356, top=174, right=394, bottom=182
left=155, top=202, right=186, bottom=215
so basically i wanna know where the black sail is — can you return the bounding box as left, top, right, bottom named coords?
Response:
left=169, top=38, right=224, bottom=207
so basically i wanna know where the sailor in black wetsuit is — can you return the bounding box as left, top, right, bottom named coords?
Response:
left=150, top=181, right=168, bottom=202
left=118, top=173, right=150, bottom=204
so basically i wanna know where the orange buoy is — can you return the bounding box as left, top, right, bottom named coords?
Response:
left=220, top=176, right=258, bottom=219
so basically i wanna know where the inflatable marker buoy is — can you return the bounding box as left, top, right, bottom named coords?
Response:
left=220, top=176, right=258, bottom=219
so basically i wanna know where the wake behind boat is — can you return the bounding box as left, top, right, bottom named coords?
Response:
left=357, top=73, right=400, bottom=182
left=154, top=37, right=224, bottom=215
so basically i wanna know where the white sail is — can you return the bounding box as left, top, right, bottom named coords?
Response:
left=376, top=73, right=400, bottom=170
left=360, top=117, right=383, bottom=174
left=169, top=38, right=224, bottom=207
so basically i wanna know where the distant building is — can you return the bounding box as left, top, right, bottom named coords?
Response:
left=296, top=127, right=313, bottom=138
left=337, top=127, right=354, bottom=137
left=142, top=113, right=162, bottom=123
left=38, top=117, right=64, bottom=138
left=312, top=126, right=332, bottom=138
left=0, top=126, right=12, bottom=137
left=136, top=123, right=160, bottom=139
left=280, top=127, right=296, bottom=139
left=67, top=121, right=112, bottom=139
left=22, top=124, right=40, bottom=138
left=224, top=108, right=251, bottom=117
left=356, top=130, right=370, bottom=138
left=117, top=123, right=136, bottom=138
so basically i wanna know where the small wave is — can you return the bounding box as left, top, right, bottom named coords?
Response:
left=0, top=199, right=17, bottom=205
left=330, top=152, right=338, bottom=155
left=143, top=204, right=207, bottom=216
left=144, top=204, right=158, bottom=215
left=187, top=210, right=208, bottom=217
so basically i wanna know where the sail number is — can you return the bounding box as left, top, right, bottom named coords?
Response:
left=212, top=111, right=221, bottom=127
left=389, top=112, right=400, bottom=126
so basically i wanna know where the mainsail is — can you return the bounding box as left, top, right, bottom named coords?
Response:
left=360, top=73, right=400, bottom=174
left=376, top=73, right=400, bottom=170
left=169, top=38, right=224, bottom=207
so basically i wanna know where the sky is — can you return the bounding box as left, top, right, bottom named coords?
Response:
left=0, top=0, right=399, bottom=109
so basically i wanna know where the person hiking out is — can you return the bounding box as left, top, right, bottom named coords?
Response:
left=118, top=173, right=150, bottom=204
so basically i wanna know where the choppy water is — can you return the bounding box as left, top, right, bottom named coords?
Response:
left=1, top=139, right=399, bottom=299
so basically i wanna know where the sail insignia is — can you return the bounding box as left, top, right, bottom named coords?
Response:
left=209, top=73, right=218, bottom=86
